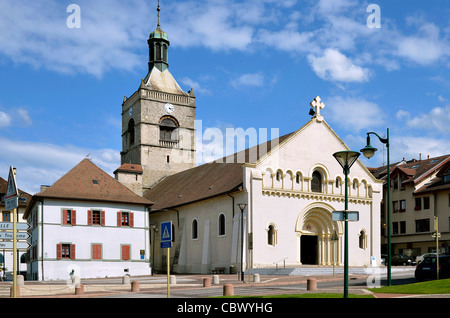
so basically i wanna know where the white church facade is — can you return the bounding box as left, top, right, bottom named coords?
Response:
left=144, top=110, right=384, bottom=274
left=113, top=5, right=384, bottom=275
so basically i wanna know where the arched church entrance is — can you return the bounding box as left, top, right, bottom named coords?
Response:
left=295, top=203, right=342, bottom=266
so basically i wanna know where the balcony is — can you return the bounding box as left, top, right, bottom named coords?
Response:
left=159, top=139, right=179, bottom=148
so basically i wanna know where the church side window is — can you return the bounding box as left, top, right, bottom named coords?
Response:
left=311, top=171, right=322, bottom=193
left=267, top=224, right=277, bottom=246
left=192, top=219, right=198, bottom=240
left=218, top=213, right=226, bottom=236
left=359, top=230, right=367, bottom=249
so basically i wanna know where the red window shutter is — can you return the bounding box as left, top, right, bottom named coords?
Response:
left=122, top=245, right=130, bottom=260
left=100, top=211, right=105, bottom=226
left=117, top=212, right=122, bottom=227
left=70, top=244, right=76, bottom=260
left=72, top=210, right=76, bottom=225
left=92, top=244, right=101, bottom=260
left=56, top=244, right=62, bottom=259
left=130, top=213, right=134, bottom=227
left=87, top=210, right=93, bottom=225
left=62, top=210, right=68, bottom=225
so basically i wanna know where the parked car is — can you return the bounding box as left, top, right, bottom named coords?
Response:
left=415, top=255, right=450, bottom=281
left=415, top=253, right=436, bottom=265
left=391, top=254, right=415, bottom=266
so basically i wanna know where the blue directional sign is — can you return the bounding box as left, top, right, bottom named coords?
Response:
left=160, top=221, right=172, bottom=248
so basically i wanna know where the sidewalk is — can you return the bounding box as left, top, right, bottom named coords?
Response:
left=0, top=273, right=364, bottom=298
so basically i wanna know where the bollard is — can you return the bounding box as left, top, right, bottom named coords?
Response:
left=170, top=275, right=177, bottom=285
left=17, top=275, right=25, bottom=286
left=122, top=275, right=131, bottom=284
left=307, top=278, right=317, bottom=291
left=131, top=281, right=140, bottom=292
left=203, top=277, right=211, bottom=288
left=223, top=284, right=234, bottom=296
left=212, top=275, right=220, bottom=285
left=10, top=286, right=20, bottom=298
left=75, top=284, right=84, bottom=295
left=253, top=273, right=260, bottom=283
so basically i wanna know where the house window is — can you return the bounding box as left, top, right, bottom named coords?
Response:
left=57, top=243, right=75, bottom=260
left=416, top=219, right=430, bottom=233
left=62, top=209, right=76, bottom=225
left=192, top=219, right=198, bottom=240
left=423, top=197, right=430, bottom=209
left=218, top=213, right=226, bottom=236
left=117, top=211, right=134, bottom=227
left=399, top=200, right=406, bottom=212
left=393, top=222, right=398, bottom=235
left=92, top=244, right=102, bottom=260
left=393, top=201, right=399, bottom=213
left=415, top=198, right=421, bottom=211
left=400, top=221, right=406, bottom=234
left=2, top=211, right=11, bottom=222
left=88, top=210, right=105, bottom=226
left=311, top=171, right=322, bottom=193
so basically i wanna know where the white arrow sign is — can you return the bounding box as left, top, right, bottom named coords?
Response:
left=0, top=222, right=30, bottom=231
left=0, top=241, right=30, bottom=250
left=0, top=232, right=30, bottom=240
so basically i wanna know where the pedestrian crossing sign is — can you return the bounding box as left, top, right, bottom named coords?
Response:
left=160, top=221, right=172, bottom=248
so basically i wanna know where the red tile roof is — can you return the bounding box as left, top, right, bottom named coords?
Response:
left=24, top=159, right=152, bottom=218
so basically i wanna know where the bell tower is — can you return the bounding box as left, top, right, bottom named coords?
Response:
left=118, top=2, right=196, bottom=194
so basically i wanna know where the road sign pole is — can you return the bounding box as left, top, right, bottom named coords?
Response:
left=167, top=247, right=170, bottom=298
left=12, top=169, right=17, bottom=299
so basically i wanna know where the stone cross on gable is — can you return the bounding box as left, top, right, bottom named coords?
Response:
left=310, top=96, right=325, bottom=121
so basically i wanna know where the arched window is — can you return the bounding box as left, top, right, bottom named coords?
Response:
left=296, top=172, right=301, bottom=184
left=160, top=117, right=178, bottom=142
left=267, top=224, right=277, bottom=246
left=192, top=219, right=198, bottom=240
left=359, top=230, right=367, bottom=249
left=311, top=171, right=322, bottom=193
left=128, top=119, right=135, bottom=145
left=218, top=213, right=225, bottom=236
left=276, top=170, right=282, bottom=181
left=155, top=43, right=161, bottom=60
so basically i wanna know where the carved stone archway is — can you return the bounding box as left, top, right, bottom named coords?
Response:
left=295, top=202, right=343, bottom=265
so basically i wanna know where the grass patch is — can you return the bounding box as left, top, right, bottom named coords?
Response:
left=368, top=278, right=450, bottom=294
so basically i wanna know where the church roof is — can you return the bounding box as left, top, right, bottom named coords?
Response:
left=144, top=162, right=244, bottom=211
left=144, top=132, right=294, bottom=211
left=24, top=159, right=152, bottom=218
left=144, top=67, right=187, bottom=96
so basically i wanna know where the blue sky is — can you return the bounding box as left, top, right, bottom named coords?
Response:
left=0, top=0, right=449, bottom=194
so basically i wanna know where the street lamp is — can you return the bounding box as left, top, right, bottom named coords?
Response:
left=237, top=203, right=247, bottom=282
left=360, top=129, right=391, bottom=286
left=333, top=150, right=360, bottom=298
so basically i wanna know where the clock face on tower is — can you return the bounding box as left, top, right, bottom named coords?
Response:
left=164, top=103, right=174, bottom=113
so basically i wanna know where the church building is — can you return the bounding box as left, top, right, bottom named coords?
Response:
left=116, top=5, right=384, bottom=274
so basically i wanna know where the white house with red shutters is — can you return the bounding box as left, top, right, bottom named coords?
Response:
left=23, top=159, right=153, bottom=281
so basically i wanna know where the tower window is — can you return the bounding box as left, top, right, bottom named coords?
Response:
left=128, top=119, right=135, bottom=145
left=159, top=117, right=179, bottom=147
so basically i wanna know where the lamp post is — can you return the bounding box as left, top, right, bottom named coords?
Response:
left=360, top=128, right=391, bottom=286
left=237, top=203, right=247, bottom=282
left=333, top=150, right=360, bottom=298
left=150, top=224, right=158, bottom=276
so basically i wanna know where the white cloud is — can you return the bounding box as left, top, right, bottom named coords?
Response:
left=307, top=49, right=371, bottom=83
left=231, top=72, right=264, bottom=88
left=0, top=111, right=12, bottom=128
left=396, top=23, right=446, bottom=65
left=179, top=77, right=212, bottom=95
left=397, top=105, right=450, bottom=134
left=0, top=137, right=120, bottom=194
left=327, top=96, right=385, bottom=131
